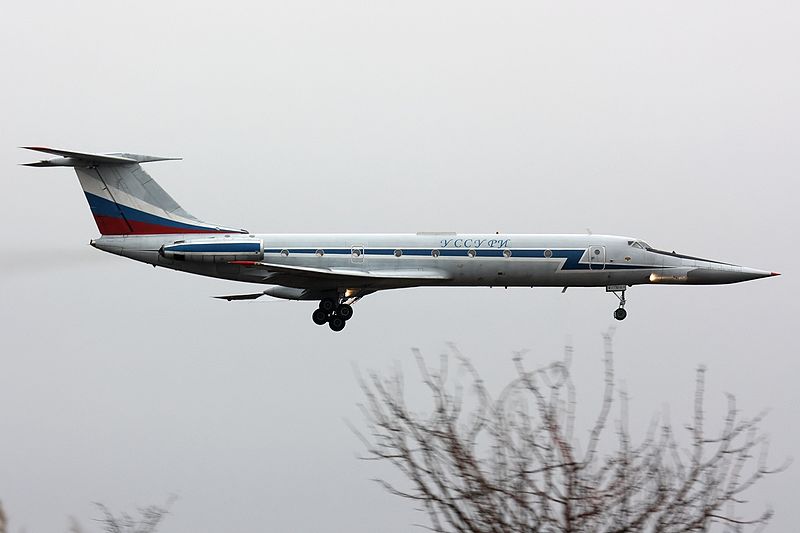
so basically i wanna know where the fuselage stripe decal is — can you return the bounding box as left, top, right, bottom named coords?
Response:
left=260, top=248, right=646, bottom=270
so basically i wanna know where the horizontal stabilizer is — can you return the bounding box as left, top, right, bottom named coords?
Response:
left=21, top=146, right=181, bottom=167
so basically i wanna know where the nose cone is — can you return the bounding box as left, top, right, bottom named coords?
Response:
left=687, top=266, right=780, bottom=285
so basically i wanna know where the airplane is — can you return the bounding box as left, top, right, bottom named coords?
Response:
left=21, top=146, right=780, bottom=332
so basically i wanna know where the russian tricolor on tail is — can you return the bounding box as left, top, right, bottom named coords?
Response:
left=21, top=146, right=245, bottom=236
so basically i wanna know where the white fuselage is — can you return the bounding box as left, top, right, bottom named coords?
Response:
left=91, top=232, right=773, bottom=296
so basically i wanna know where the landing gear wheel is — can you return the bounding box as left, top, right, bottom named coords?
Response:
left=338, top=304, right=354, bottom=321
left=329, top=316, right=346, bottom=332
left=319, top=298, right=336, bottom=313
left=312, top=309, right=328, bottom=325
left=606, top=286, right=629, bottom=322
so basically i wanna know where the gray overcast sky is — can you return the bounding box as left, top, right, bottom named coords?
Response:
left=1, top=1, right=798, bottom=531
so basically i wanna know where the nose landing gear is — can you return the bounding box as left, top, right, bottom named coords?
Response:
left=607, top=285, right=628, bottom=321
left=312, top=297, right=357, bottom=331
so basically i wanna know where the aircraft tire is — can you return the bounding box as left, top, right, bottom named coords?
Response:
left=319, top=298, right=337, bottom=313
left=312, top=309, right=328, bottom=325
left=329, top=316, right=346, bottom=332
left=338, top=304, right=354, bottom=321
left=614, top=308, right=627, bottom=321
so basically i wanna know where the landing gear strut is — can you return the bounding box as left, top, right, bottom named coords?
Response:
left=312, top=296, right=358, bottom=331
left=607, top=285, right=628, bottom=321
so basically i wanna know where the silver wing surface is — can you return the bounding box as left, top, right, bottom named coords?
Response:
left=231, top=260, right=452, bottom=290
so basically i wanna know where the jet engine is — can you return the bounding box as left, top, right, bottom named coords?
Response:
left=159, top=238, right=264, bottom=263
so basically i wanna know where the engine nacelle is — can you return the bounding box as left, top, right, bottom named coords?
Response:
left=263, top=287, right=335, bottom=301
left=264, top=287, right=309, bottom=300
left=160, top=238, right=264, bottom=263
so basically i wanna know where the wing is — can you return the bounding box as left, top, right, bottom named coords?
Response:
left=230, top=260, right=452, bottom=289
left=213, top=292, right=267, bottom=301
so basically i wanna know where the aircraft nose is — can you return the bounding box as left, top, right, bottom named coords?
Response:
left=686, top=266, right=779, bottom=284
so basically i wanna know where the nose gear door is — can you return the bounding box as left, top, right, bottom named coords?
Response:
left=588, top=245, right=605, bottom=270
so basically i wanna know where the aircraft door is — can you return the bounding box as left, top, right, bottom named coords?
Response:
left=588, top=245, right=605, bottom=270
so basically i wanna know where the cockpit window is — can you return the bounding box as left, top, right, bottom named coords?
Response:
left=629, top=240, right=652, bottom=250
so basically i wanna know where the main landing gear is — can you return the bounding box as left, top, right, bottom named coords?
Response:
left=312, top=297, right=355, bottom=332
left=607, top=285, right=628, bottom=321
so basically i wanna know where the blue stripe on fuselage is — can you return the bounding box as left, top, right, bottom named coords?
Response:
left=262, top=248, right=643, bottom=270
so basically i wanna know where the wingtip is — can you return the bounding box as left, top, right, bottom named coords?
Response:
left=771, top=272, right=781, bottom=276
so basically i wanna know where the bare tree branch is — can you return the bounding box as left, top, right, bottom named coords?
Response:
left=93, top=496, right=175, bottom=533
left=356, top=335, right=788, bottom=532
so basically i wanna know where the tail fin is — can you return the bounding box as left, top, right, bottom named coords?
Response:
left=22, top=147, right=245, bottom=235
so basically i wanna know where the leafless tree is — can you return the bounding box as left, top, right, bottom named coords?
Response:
left=93, top=497, right=174, bottom=533
left=355, top=333, right=789, bottom=532
left=0, top=500, right=171, bottom=533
